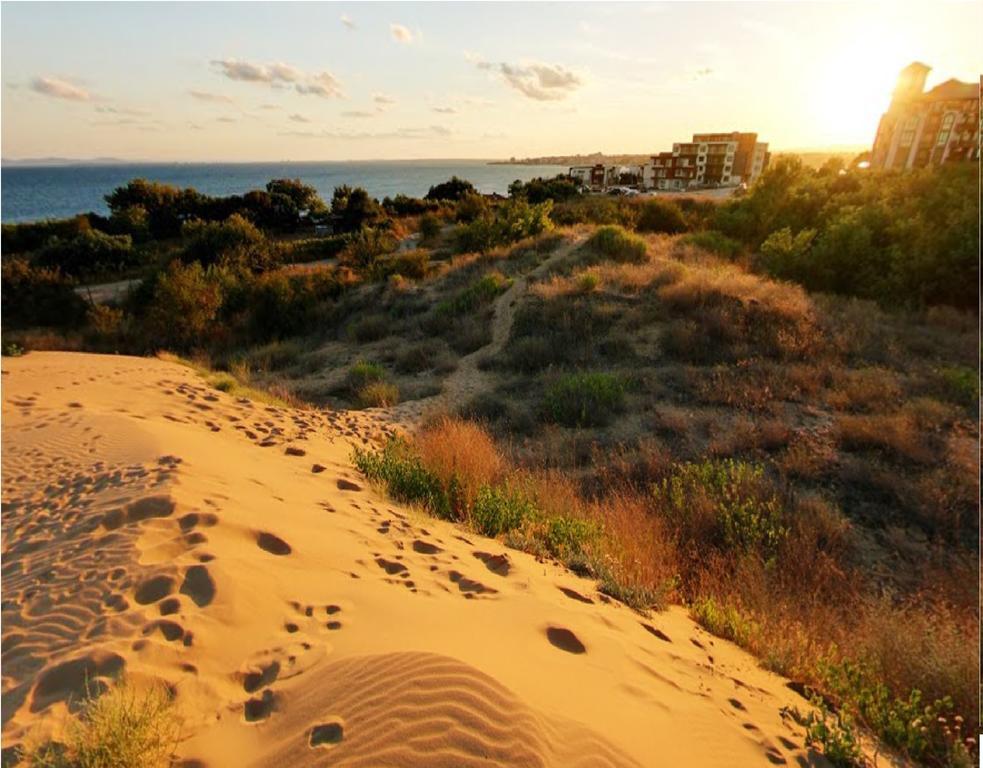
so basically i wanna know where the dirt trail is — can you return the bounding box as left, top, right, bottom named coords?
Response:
left=380, top=233, right=586, bottom=430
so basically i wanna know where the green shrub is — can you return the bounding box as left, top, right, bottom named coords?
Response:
left=455, top=193, right=489, bottom=223
left=1, top=259, right=87, bottom=329
left=635, top=198, right=687, bottom=234
left=816, top=658, right=972, bottom=766
left=348, top=359, right=386, bottom=389
left=435, top=272, right=511, bottom=317
left=937, top=366, right=979, bottom=408
left=19, top=679, right=181, bottom=768
left=681, top=230, right=742, bottom=259
left=654, top=459, right=787, bottom=558
left=418, top=213, right=442, bottom=242
left=339, top=227, right=397, bottom=268
left=471, top=484, right=536, bottom=536
left=543, top=372, right=626, bottom=427
left=802, top=697, right=864, bottom=768
left=691, top=596, right=757, bottom=647
left=347, top=314, right=390, bottom=342
left=35, top=229, right=137, bottom=279
left=370, top=249, right=429, bottom=281
left=454, top=199, right=553, bottom=253
left=181, top=213, right=275, bottom=271
left=584, top=226, right=647, bottom=264
left=357, top=380, right=399, bottom=408
left=141, top=261, right=224, bottom=350
left=352, top=437, right=455, bottom=519
left=426, top=176, right=477, bottom=202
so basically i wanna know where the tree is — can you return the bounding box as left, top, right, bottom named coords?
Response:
left=180, top=213, right=276, bottom=272
left=35, top=230, right=136, bottom=278
left=1, top=258, right=87, bottom=328
left=425, top=176, right=477, bottom=201
left=142, top=261, right=224, bottom=349
left=331, top=185, right=384, bottom=233
left=266, top=179, right=325, bottom=214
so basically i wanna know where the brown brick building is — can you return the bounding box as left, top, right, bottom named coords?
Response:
left=871, top=62, right=980, bottom=170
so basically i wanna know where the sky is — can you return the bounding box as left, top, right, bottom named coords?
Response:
left=2, top=1, right=981, bottom=162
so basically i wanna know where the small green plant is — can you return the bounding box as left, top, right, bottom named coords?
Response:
left=471, top=483, right=536, bottom=536
left=655, top=459, right=787, bottom=557
left=353, top=437, right=456, bottom=519
left=690, top=596, right=758, bottom=648
left=435, top=272, right=511, bottom=317
left=19, top=679, right=181, bottom=768
left=576, top=271, right=601, bottom=293
left=3, top=342, right=26, bottom=357
left=681, top=230, right=742, bottom=259
left=584, top=225, right=647, bottom=264
left=348, top=359, right=386, bottom=390
left=802, top=696, right=864, bottom=768
left=635, top=198, right=687, bottom=234
left=543, top=372, right=626, bottom=427
left=937, top=366, right=979, bottom=407
left=357, top=380, right=399, bottom=408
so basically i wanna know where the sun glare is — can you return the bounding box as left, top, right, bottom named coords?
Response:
left=811, top=35, right=911, bottom=145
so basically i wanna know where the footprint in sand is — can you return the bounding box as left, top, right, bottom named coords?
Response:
left=309, top=719, right=345, bottom=748
left=134, top=574, right=176, bottom=605
left=336, top=478, right=362, bottom=491
left=244, top=689, right=276, bottom=722
left=180, top=565, right=216, bottom=608
left=256, top=532, right=292, bottom=556
left=472, top=551, right=510, bottom=576
left=641, top=622, right=672, bottom=643
left=448, top=570, right=497, bottom=598
left=545, top=626, right=587, bottom=655
left=558, top=586, right=593, bottom=604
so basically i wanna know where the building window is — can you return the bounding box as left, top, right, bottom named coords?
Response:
left=936, top=113, right=955, bottom=147
left=899, top=116, right=918, bottom=147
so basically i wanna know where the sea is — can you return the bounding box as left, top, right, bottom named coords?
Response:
left=0, top=160, right=567, bottom=223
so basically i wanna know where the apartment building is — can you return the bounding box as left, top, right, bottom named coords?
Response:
left=643, top=132, right=769, bottom=190
left=870, top=62, right=980, bottom=170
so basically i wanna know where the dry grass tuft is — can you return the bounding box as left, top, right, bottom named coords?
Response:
left=415, top=416, right=506, bottom=509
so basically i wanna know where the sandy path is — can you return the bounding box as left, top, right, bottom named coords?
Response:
left=382, top=233, right=586, bottom=429
left=1, top=352, right=827, bottom=767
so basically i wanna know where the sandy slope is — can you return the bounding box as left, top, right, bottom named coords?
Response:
left=2, top=352, right=827, bottom=767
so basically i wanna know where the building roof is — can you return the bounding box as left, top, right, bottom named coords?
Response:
left=921, top=78, right=980, bottom=102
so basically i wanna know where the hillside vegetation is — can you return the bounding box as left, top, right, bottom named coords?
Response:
left=1, top=162, right=978, bottom=767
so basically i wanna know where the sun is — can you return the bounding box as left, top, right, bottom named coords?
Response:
left=811, top=34, right=912, bottom=146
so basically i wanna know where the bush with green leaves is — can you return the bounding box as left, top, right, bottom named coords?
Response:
left=681, top=230, right=742, bottom=259
left=181, top=214, right=276, bottom=271
left=508, top=175, right=581, bottom=204
left=454, top=199, right=553, bottom=253
left=584, top=225, right=647, bottom=264
left=370, top=249, right=429, bottom=281
left=418, top=213, right=443, bottom=242
left=352, top=437, right=455, bottom=519
left=471, top=483, right=537, bottom=536
left=35, top=229, right=137, bottom=279
left=1, top=259, right=87, bottom=329
left=141, top=260, right=225, bottom=350
left=635, top=198, right=688, bottom=234
left=330, top=185, right=385, bottom=233
left=543, top=372, right=626, bottom=427
left=338, top=227, right=398, bottom=269
left=690, top=596, right=758, bottom=648
left=435, top=272, right=512, bottom=317
left=654, top=459, right=787, bottom=558
left=716, top=157, right=978, bottom=309
left=425, top=176, right=477, bottom=202
left=816, top=658, right=973, bottom=766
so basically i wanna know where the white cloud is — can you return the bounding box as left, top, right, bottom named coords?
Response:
left=432, top=106, right=457, bottom=114
left=373, top=93, right=395, bottom=105
left=289, top=113, right=311, bottom=123
left=341, top=13, right=356, bottom=30
left=217, top=116, right=237, bottom=123
left=95, top=105, right=151, bottom=117
left=495, top=62, right=583, bottom=101
left=390, top=23, right=414, bottom=44
left=189, top=89, right=234, bottom=104
left=295, top=71, right=343, bottom=98
left=342, top=110, right=375, bottom=118
left=30, top=76, right=90, bottom=101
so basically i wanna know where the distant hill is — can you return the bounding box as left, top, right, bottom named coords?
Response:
left=491, top=153, right=650, bottom=167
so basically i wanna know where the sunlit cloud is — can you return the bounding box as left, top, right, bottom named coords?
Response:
left=30, top=76, right=90, bottom=101
left=373, top=93, right=395, bottom=105
left=342, top=110, right=375, bottom=118
left=390, top=23, right=414, bottom=44
left=289, top=113, right=310, bottom=123
left=95, top=105, right=151, bottom=117
left=295, top=72, right=343, bottom=98
left=499, top=62, right=582, bottom=101
left=340, top=13, right=356, bottom=30
left=189, top=89, right=234, bottom=104
left=432, top=106, right=457, bottom=114
left=216, top=116, right=237, bottom=123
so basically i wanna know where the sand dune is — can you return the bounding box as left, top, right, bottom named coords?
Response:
left=2, top=352, right=827, bottom=767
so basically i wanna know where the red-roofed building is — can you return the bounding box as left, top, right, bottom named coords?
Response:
left=871, top=63, right=980, bottom=170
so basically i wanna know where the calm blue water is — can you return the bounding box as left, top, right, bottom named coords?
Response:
left=0, top=160, right=566, bottom=223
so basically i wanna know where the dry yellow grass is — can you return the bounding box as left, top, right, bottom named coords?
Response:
left=415, top=416, right=506, bottom=509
